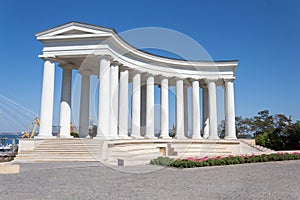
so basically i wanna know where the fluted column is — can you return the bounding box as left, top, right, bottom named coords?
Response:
left=59, top=67, right=72, bottom=138
left=110, top=62, right=119, bottom=138
left=131, top=72, right=141, bottom=138
left=160, top=78, right=170, bottom=139
left=176, top=79, right=185, bottom=139
left=79, top=70, right=90, bottom=138
left=119, top=69, right=129, bottom=137
left=38, top=60, right=55, bottom=138
left=97, top=56, right=111, bottom=138
left=208, top=80, right=219, bottom=139
left=224, top=79, right=237, bottom=139
left=192, top=80, right=202, bottom=139
left=145, top=75, right=155, bottom=138
left=202, top=87, right=209, bottom=139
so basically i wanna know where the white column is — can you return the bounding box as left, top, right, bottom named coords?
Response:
left=192, top=80, right=202, bottom=139
left=176, top=79, right=185, bottom=139
left=118, top=69, right=129, bottom=137
left=59, top=67, right=72, bottom=138
left=79, top=71, right=90, bottom=138
left=225, top=79, right=237, bottom=139
left=145, top=76, right=155, bottom=138
left=184, top=84, right=189, bottom=137
left=131, top=72, right=141, bottom=138
left=160, top=78, right=170, bottom=139
left=97, top=56, right=111, bottom=138
left=208, top=80, right=219, bottom=139
left=110, top=63, right=119, bottom=138
left=38, top=60, right=55, bottom=138
left=140, top=85, right=147, bottom=136
left=202, top=87, right=209, bottom=139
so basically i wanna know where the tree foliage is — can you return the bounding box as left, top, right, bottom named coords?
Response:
left=218, top=110, right=300, bottom=150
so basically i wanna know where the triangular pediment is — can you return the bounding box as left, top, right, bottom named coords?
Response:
left=36, top=22, right=114, bottom=39
left=56, top=29, right=94, bottom=36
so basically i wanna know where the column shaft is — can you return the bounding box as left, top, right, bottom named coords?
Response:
left=208, top=80, right=219, bottom=139
left=176, top=79, right=185, bottom=138
left=97, top=57, right=111, bottom=138
left=79, top=73, right=90, bottom=138
left=184, top=84, right=189, bottom=137
left=225, top=80, right=237, bottom=139
left=110, top=63, right=119, bottom=138
left=160, top=78, right=170, bottom=138
left=146, top=76, right=155, bottom=138
left=140, top=85, right=147, bottom=136
left=59, top=67, right=72, bottom=138
left=202, top=88, right=209, bottom=138
left=131, top=73, right=141, bottom=138
left=38, top=60, right=55, bottom=138
left=192, top=80, right=202, bottom=139
left=118, top=70, right=129, bottom=137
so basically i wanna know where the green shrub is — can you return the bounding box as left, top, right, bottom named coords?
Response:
left=150, top=156, right=173, bottom=166
left=150, top=153, right=300, bottom=168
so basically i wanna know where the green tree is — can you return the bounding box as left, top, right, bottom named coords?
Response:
left=252, top=110, right=274, bottom=136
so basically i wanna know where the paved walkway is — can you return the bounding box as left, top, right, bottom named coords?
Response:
left=1, top=160, right=299, bottom=199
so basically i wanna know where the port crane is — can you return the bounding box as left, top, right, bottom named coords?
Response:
left=21, top=117, right=40, bottom=138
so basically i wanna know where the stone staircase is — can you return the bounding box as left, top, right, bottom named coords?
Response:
left=14, top=138, right=274, bottom=166
left=239, top=139, right=275, bottom=153
left=15, top=139, right=104, bottom=162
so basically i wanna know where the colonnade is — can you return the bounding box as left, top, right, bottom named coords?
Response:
left=38, top=56, right=237, bottom=140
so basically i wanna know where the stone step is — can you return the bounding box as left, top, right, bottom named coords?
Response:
left=169, top=152, right=234, bottom=159
left=34, top=147, right=102, bottom=151
left=108, top=152, right=162, bottom=160
left=175, top=150, right=232, bottom=156
left=109, top=148, right=160, bottom=154
left=36, top=144, right=102, bottom=147
left=15, top=158, right=101, bottom=162
left=112, top=145, right=158, bottom=150
left=19, top=150, right=100, bottom=156
left=171, top=144, right=227, bottom=148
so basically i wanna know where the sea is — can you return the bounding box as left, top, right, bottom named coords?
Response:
left=0, top=133, right=21, bottom=146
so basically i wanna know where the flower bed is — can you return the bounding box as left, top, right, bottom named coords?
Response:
left=150, top=152, right=300, bottom=168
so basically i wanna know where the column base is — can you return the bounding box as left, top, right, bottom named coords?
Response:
left=144, top=136, right=157, bottom=139
left=225, top=136, right=237, bottom=140
left=59, top=134, right=72, bottom=139
left=118, top=135, right=130, bottom=139
left=192, top=136, right=203, bottom=140
left=208, top=136, right=220, bottom=140
left=94, top=136, right=113, bottom=140
left=202, top=135, right=209, bottom=139
left=159, top=136, right=172, bottom=140
left=174, top=136, right=188, bottom=140
left=130, top=135, right=143, bottom=139
left=36, top=135, right=55, bottom=139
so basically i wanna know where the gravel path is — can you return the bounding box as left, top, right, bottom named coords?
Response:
left=0, top=160, right=299, bottom=200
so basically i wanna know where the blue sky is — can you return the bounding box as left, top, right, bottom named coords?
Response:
left=0, top=0, right=299, bottom=132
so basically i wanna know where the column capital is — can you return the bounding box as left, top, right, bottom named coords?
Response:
left=41, top=56, right=56, bottom=63
left=79, top=69, right=93, bottom=76
left=204, top=78, right=218, bottom=84
left=188, top=78, right=200, bottom=83
left=97, top=55, right=113, bottom=62
left=59, top=63, right=74, bottom=69
left=156, top=74, right=169, bottom=81
left=111, top=61, right=121, bottom=67
left=119, top=65, right=131, bottom=72
left=173, top=77, right=184, bottom=82
left=223, top=78, right=236, bottom=83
